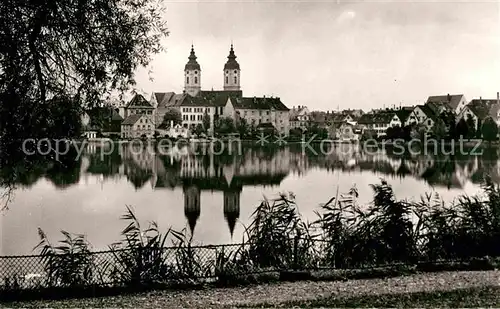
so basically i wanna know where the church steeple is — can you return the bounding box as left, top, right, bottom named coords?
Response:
left=223, top=43, right=241, bottom=91
left=185, top=44, right=201, bottom=96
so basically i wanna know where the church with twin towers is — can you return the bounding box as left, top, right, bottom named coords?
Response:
left=149, top=44, right=290, bottom=135
left=184, top=43, right=241, bottom=96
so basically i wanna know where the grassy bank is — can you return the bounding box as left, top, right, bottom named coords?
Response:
left=254, top=286, right=500, bottom=308
left=6, top=270, right=500, bottom=308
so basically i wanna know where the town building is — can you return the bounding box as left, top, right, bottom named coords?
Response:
left=358, top=110, right=402, bottom=137
left=82, top=106, right=123, bottom=139
left=328, top=121, right=363, bottom=141
left=425, top=94, right=467, bottom=115
left=223, top=96, right=290, bottom=135
left=457, top=93, right=500, bottom=131
left=289, top=105, right=310, bottom=130
left=121, top=113, right=155, bottom=139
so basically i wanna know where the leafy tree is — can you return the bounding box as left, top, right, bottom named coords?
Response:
left=481, top=117, right=498, bottom=143
left=455, top=118, right=470, bottom=139
left=361, top=128, right=376, bottom=141
left=431, top=118, right=447, bottom=141
left=202, top=111, right=211, bottom=132
left=235, top=116, right=249, bottom=138
left=161, top=108, right=182, bottom=128
left=439, top=110, right=456, bottom=139
left=410, top=123, right=427, bottom=141
left=385, top=126, right=402, bottom=140
left=401, top=125, right=412, bottom=141
left=1, top=0, right=167, bottom=143
left=214, top=117, right=236, bottom=135
left=466, top=115, right=477, bottom=139
left=307, top=123, right=328, bottom=140
left=0, top=0, right=167, bottom=204
left=193, top=124, right=204, bottom=137
left=289, top=128, right=304, bottom=140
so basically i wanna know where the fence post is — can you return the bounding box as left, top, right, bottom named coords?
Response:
left=221, top=245, right=225, bottom=275
left=293, top=234, right=299, bottom=270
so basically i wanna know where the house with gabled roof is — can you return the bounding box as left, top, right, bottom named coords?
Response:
left=121, top=113, right=155, bottom=139
left=458, top=94, right=500, bottom=131
left=84, top=106, right=124, bottom=136
left=289, top=105, right=310, bottom=130
left=395, top=107, right=413, bottom=126
left=357, top=110, right=401, bottom=137
left=224, top=96, right=290, bottom=135
left=124, top=93, right=155, bottom=119
left=425, top=94, right=467, bottom=115
left=405, top=105, right=437, bottom=130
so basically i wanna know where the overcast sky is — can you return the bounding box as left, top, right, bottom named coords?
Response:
left=134, top=0, right=500, bottom=111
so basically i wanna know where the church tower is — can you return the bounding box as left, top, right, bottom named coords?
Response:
left=184, top=45, right=201, bottom=96
left=223, top=44, right=240, bottom=91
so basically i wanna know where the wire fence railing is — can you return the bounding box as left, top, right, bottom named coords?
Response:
left=2, top=238, right=499, bottom=293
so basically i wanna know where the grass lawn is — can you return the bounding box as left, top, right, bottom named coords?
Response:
left=247, top=286, right=500, bottom=308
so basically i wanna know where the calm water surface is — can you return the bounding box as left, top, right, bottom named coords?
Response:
left=1, top=142, right=497, bottom=256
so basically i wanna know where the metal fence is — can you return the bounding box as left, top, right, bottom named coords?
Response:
left=1, top=239, right=497, bottom=292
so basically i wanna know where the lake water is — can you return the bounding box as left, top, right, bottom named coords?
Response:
left=1, top=142, right=498, bottom=256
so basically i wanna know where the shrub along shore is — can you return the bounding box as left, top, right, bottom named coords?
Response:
left=3, top=176, right=500, bottom=302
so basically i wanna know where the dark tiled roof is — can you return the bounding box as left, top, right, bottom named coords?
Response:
left=417, top=105, right=438, bottom=120
left=122, top=114, right=144, bottom=125
left=85, top=106, right=123, bottom=131
left=154, top=92, right=175, bottom=107
left=357, top=114, right=373, bottom=124
left=358, top=111, right=397, bottom=124
left=231, top=97, right=289, bottom=111
left=309, top=111, right=327, bottom=123
left=199, top=90, right=242, bottom=107
left=467, top=99, right=497, bottom=120
left=289, top=106, right=308, bottom=120
left=426, top=94, right=464, bottom=110
left=127, top=94, right=154, bottom=109
left=396, top=109, right=412, bottom=123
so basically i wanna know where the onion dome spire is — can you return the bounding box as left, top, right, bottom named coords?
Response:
left=224, top=43, right=240, bottom=70
left=185, top=44, right=201, bottom=70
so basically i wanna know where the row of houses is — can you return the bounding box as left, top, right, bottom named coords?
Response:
left=287, top=93, right=500, bottom=140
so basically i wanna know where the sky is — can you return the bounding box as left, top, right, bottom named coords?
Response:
left=134, top=0, right=500, bottom=111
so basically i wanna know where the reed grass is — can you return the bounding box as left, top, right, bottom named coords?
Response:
left=23, top=176, right=500, bottom=291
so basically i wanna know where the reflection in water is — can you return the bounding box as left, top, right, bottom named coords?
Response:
left=3, top=143, right=500, bottom=239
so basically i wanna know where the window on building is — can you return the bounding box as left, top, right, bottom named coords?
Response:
left=194, top=76, right=198, bottom=84
left=266, top=111, right=269, bottom=115
left=225, top=76, right=228, bottom=84
left=195, top=71, right=198, bottom=74
left=187, top=76, right=189, bottom=84
left=234, top=76, right=237, bottom=84
left=140, top=119, right=142, bottom=123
